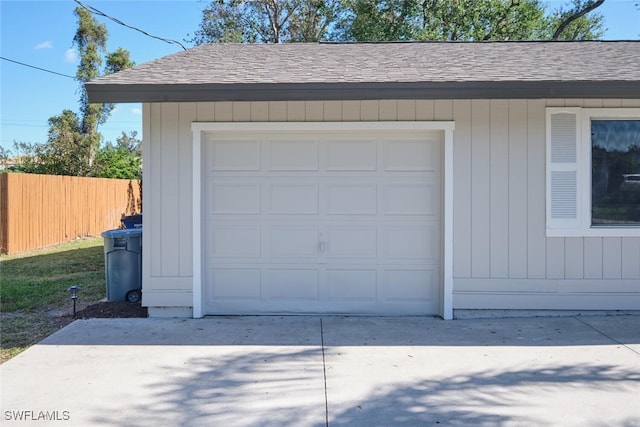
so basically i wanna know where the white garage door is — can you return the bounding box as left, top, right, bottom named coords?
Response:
left=202, top=129, right=442, bottom=315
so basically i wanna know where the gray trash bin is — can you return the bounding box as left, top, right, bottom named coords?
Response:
left=102, top=228, right=142, bottom=302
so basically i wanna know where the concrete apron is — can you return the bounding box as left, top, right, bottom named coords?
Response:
left=1, top=315, right=639, bottom=427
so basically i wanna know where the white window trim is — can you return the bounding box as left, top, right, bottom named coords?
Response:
left=546, top=107, right=640, bottom=237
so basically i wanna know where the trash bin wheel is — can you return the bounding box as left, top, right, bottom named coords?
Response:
left=126, top=289, right=142, bottom=304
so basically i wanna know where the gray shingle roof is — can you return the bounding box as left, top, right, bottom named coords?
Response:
left=85, top=41, right=640, bottom=103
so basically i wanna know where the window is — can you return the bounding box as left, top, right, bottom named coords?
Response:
left=591, top=120, right=640, bottom=226
left=546, top=108, right=640, bottom=237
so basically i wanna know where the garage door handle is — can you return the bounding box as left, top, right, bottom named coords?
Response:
left=318, top=241, right=326, bottom=254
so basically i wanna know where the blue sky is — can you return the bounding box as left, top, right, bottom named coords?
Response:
left=1, top=0, right=639, bottom=151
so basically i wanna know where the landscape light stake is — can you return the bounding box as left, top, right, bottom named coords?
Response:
left=68, top=286, right=79, bottom=318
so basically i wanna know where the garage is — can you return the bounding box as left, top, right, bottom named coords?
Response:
left=198, top=124, right=444, bottom=315
left=85, top=42, right=640, bottom=320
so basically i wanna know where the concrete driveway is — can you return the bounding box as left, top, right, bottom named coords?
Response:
left=1, top=315, right=639, bottom=426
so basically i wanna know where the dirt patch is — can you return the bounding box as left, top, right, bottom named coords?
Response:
left=1, top=301, right=147, bottom=364
left=75, top=301, right=148, bottom=319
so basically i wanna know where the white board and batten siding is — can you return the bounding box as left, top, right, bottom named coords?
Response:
left=453, top=99, right=640, bottom=310
left=142, top=99, right=640, bottom=317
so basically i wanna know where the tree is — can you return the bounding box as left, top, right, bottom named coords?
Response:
left=18, top=7, right=135, bottom=177
left=337, top=0, right=604, bottom=41
left=190, top=0, right=342, bottom=44
left=112, top=130, right=141, bottom=155
left=92, top=131, right=142, bottom=180
left=91, top=147, right=141, bottom=179
left=288, top=0, right=342, bottom=41
left=192, top=0, right=605, bottom=43
left=72, top=7, right=134, bottom=171
left=550, top=0, right=605, bottom=40
left=11, top=110, right=88, bottom=175
left=335, top=0, right=418, bottom=41
left=0, top=146, right=11, bottom=170
left=40, top=110, right=90, bottom=176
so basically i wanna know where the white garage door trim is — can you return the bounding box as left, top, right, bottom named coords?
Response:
left=192, top=121, right=455, bottom=319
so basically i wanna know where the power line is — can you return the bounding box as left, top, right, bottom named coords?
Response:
left=2, top=4, right=189, bottom=81
left=74, top=0, right=188, bottom=51
left=0, top=57, right=76, bottom=79
left=1, top=122, right=49, bottom=128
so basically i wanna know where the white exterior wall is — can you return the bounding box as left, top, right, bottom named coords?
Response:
left=142, top=99, right=640, bottom=313
left=452, top=99, right=640, bottom=310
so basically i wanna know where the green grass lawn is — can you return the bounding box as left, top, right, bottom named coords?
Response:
left=0, top=238, right=106, bottom=363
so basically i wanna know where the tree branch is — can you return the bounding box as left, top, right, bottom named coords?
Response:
left=552, top=0, right=605, bottom=40
left=482, top=0, right=520, bottom=41
left=389, top=0, right=414, bottom=39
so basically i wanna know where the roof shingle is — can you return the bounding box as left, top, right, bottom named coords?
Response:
left=85, top=41, right=640, bottom=103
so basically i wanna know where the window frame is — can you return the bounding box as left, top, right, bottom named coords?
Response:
left=546, top=107, right=640, bottom=237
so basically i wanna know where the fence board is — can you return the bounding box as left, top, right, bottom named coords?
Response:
left=0, top=173, right=141, bottom=255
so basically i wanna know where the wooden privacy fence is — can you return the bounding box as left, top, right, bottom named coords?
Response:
left=0, top=173, right=141, bottom=255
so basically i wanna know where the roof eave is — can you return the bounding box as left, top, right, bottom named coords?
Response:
left=85, top=81, right=640, bottom=104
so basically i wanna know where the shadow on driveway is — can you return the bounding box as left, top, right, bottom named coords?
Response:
left=2, top=315, right=639, bottom=426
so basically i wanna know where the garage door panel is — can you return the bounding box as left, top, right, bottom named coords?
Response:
left=268, top=183, right=319, bottom=214
left=327, top=184, right=377, bottom=215
left=383, top=139, right=439, bottom=172
left=269, top=269, right=319, bottom=299
left=326, top=269, right=377, bottom=300
left=269, top=226, right=318, bottom=258
left=208, top=268, right=261, bottom=300
left=384, top=225, right=438, bottom=260
left=209, top=183, right=261, bottom=214
left=383, top=184, right=438, bottom=216
left=325, top=139, right=377, bottom=171
left=325, top=226, right=377, bottom=258
left=384, top=269, right=438, bottom=302
left=210, top=225, right=261, bottom=258
left=268, top=139, right=318, bottom=171
left=208, top=139, right=261, bottom=171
